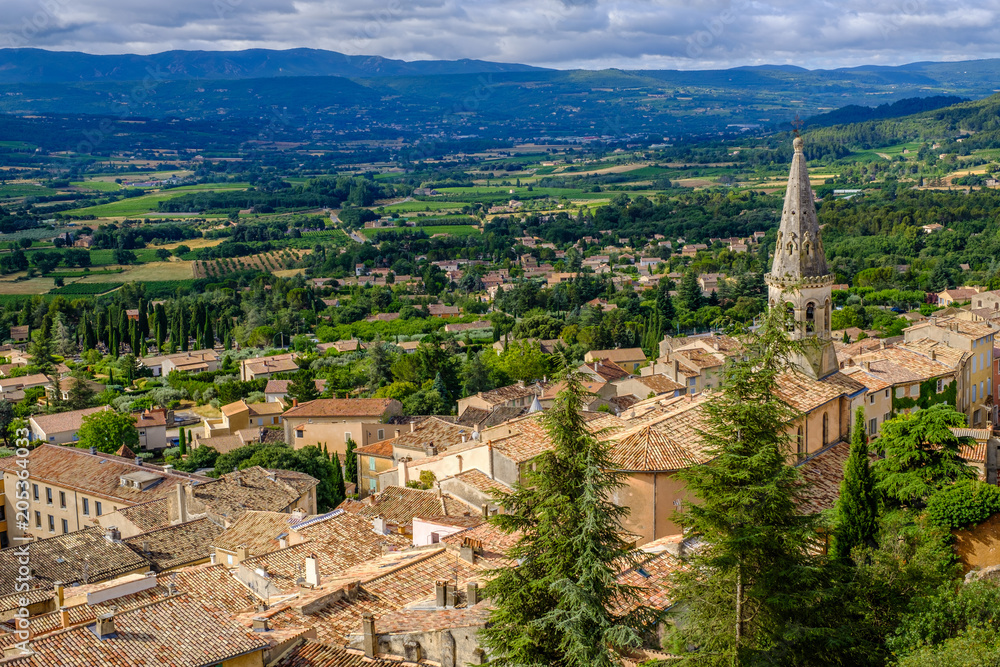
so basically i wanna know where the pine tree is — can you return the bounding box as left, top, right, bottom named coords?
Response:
left=344, top=438, right=358, bottom=486
left=431, top=371, right=450, bottom=403
left=178, top=427, right=187, bottom=456
left=482, top=374, right=651, bottom=667
left=330, top=452, right=346, bottom=506
left=288, top=370, right=320, bottom=403
left=27, top=326, right=56, bottom=375
left=671, top=307, right=834, bottom=664
left=831, top=408, right=878, bottom=561
left=656, top=277, right=675, bottom=324
left=678, top=269, right=704, bottom=312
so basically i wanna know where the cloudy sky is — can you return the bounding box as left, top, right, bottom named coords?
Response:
left=5, top=0, right=1000, bottom=70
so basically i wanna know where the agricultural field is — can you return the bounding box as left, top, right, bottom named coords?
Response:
left=0, top=183, right=57, bottom=198
left=69, top=192, right=195, bottom=217
left=193, top=248, right=309, bottom=279
left=70, top=180, right=121, bottom=192
left=362, top=225, right=480, bottom=238
left=379, top=200, right=466, bottom=214
left=75, top=261, right=195, bottom=283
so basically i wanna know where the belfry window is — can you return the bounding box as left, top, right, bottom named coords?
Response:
left=805, top=303, right=815, bottom=333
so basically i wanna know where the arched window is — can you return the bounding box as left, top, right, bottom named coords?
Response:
left=805, top=303, right=815, bottom=333
left=785, top=303, right=795, bottom=332
left=822, top=413, right=829, bottom=446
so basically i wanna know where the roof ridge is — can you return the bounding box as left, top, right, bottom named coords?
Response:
left=361, top=547, right=453, bottom=585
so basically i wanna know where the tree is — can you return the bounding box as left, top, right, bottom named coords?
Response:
left=53, top=313, right=76, bottom=357
left=482, top=375, right=651, bottom=666
left=77, top=409, right=140, bottom=454
left=66, top=373, right=96, bottom=411
left=678, top=269, right=704, bottom=312
left=873, top=403, right=978, bottom=507
left=656, top=277, right=676, bottom=324
left=287, top=369, right=320, bottom=403
left=155, top=248, right=171, bottom=261
left=831, top=408, right=879, bottom=561
left=462, top=351, right=493, bottom=396
left=330, top=451, right=346, bottom=506
left=366, top=340, right=394, bottom=391
left=113, top=247, right=137, bottom=265
left=178, top=427, right=187, bottom=456
left=27, top=327, right=56, bottom=375
left=345, top=438, right=358, bottom=486
left=0, top=399, right=13, bottom=446
left=671, top=307, right=834, bottom=665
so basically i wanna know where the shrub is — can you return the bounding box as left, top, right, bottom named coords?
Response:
left=927, top=479, right=1000, bottom=530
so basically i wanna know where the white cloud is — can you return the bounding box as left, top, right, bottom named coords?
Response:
left=6, top=0, right=1000, bottom=70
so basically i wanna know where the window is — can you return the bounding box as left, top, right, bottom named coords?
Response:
left=47, top=516, right=55, bottom=532
left=896, top=387, right=904, bottom=399
left=869, top=418, right=877, bottom=434
left=344, top=432, right=352, bottom=443
left=34, top=511, right=41, bottom=528
left=910, top=385, right=919, bottom=397
left=59, top=491, right=66, bottom=509
left=227, top=554, right=233, bottom=565
left=82, top=498, right=90, bottom=516
left=45, top=488, right=52, bottom=505
left=884, top=389, right=889, bottom=398
left=796, top=426, right=804, bottom=457
left=822, top=413, right=829, bottom=446
left=973, top=384, right=978, bottom=402
left=369, top=478, right=377, bottom=492
left=369, top=456, right=376, bottom=471
left=95, top=501, right=102, bottom=516
left=61, top=519, right=68, bottom=534
left=805, top=303, right=815, bottom=333
left=295, top=430, right=303, bottom=438
left=32, top=484, right=38, bottom=501
left=937, top=379, right=945, bottom=393
left=377, top=429, right=385, bottom=441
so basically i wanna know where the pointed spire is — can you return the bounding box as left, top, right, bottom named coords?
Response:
left=768, top=136, right=830, bottom=282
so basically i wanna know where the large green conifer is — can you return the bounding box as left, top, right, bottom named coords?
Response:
left=831, top=408, right=878, bottom=561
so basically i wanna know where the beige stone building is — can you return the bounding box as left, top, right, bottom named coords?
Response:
left=281, top=398, right=402, bottom=456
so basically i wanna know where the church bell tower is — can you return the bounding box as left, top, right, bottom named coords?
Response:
left=766, top=135, right=838, bottom=380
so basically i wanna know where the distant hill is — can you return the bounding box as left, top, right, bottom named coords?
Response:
left=0, top=48, right=548, bottom=83
left=805, top=96, right=967, bottom=129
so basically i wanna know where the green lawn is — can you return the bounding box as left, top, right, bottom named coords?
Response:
left=380, top=200, right=466, bottom=213
left=69, top=192, right=195, bottom=217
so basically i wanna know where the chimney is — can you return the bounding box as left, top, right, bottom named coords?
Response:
left=175, top=483, right=188, bottom=523
left=435, top=580, right=448, bottom=607
left=89, top=447, right=97, bottom=455
left=467, top=582, right=481, bottom=606
left=304, top=554, right=320, bottom=587
left=104, top=527, right=121, bottom=543
left=59, top=607, right=70, bottom=629
left=141, top=540, right=150, bottom=554
left=394, top=429, right=401, bottom=438
left=252, top=617, right=269, bottom=633
left=53, top=582, right=64, bottom=607
left=94, top=612, right=116, bottom=639
left=404, top=640, right=423, bottom=663
left=279, top=536, right=288, bottom=549
left=372, top=516, right=388, bottom=535
left=446, top=584, right=458, bottom=608
left=362, top=613, right=377, bottom=658
left=425, top=442, right=437, bottom=457
left=862, top=361, right=871, bottom=372
left=236, top=545, right=249, bottom=563
left=166, top=582, right=177, bottom=596
left=931, top=350, right=937, bottom=361
left=134, top=457, right=142, bottom=466
left=461, top=434, right=466, bottom=443
left=291, top=508, right=306, bottom=522
left=292, top=398, right=298, bottom=408
left=460, top=544, right=476, bottom=564
left=410, top=421, right=416, bottom=432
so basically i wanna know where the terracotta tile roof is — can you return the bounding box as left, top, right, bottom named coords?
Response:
left=441, top=521, right=520, bottom=563
left=187, top=465, right=319, bottom=522
left=162, top=563, right=259, bottom=613
left=0, top=527, right=150, bottom=590
left=384, top=416, right=472, bottom=453
left=607, top=425, right=711, bottom=471
left=852, top=345, right=958, bottom=382
left=124, top=518, right=224, bottom=571
left=449, top=469, right=511, bottom=496
left=840, top=365, right=893, bottom=392
left=631, top=374, right=685, bottom=394
left=615, top=550, right=684, bottom=613
left=795, top=441, right=851, bottom=514
left=110, top=499, right=173, bottom=533
left=265, top=379, right=293, bottom=394
left=18, top=594, right=269, bottom=667
left=0, top=588, right=54, bottom=615
left=476, top=383, right=539, bottom=405
left=273, top=640, right=400, bottom=667
left=132, top=408, right=168, bottom=428
left=357, top=486, right=477, bottom=527
left=29, top=405, right=110, bottom=436
left=414, top=514, right=486, bottom=529
left=579, top=359, right=631, bottom=382
left=541, top=379, right=607, bottom=400
left=0, top=444, right=205, bottom=505
left=372, top=602, right=491, bottom=635
left=212, top=510, right=310, bottom=555
left=264, top=549, right=483, bottom=647
left=773, top=370, right=865, bottom=413
left=284, top=398, right=399, bottom=418
left=585, top=348, right=647, bottom=364
left=239, top=512, right=410, bottom=593
left=488, top=414, right=554, bottom=463
left=674, top=347, right=725, bottom=369
left=354, top=439, right=395, bottom=458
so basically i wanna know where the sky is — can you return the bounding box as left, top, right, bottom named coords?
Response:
left=5, top=0, right=1000, bottom=70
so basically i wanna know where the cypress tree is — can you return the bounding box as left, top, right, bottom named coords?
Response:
left=330, top=452, right=346, bottom=507
left=203, top=315, right=214, bottom=350
left=155, top=303, right=168, bottom=351
left=831, top=408, right=878, bottom=561
left=178, top=427, right=187, bottom=456
left=344, top=438, right=358, bottom=486
left=482, top=375, right=652, bottom=666
left=678, top=269, right=704, bottom=312
left=137, top=298, right=149, bottom=339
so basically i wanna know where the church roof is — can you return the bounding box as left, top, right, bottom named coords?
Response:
left=769, top=136, right=830, bottom=282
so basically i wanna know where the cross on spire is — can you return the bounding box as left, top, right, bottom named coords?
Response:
left=791, top=114, right=804, bottom=137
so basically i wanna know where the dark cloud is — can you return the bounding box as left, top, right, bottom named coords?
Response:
left=4, top=0, right=1000, bottom=69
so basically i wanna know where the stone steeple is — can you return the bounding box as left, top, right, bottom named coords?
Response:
left=770, top=136, right=830, bottom=281
left=766, top=135, right=838, bottom=380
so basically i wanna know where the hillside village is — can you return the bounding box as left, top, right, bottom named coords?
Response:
left=0, top=136, right=1000, bottom=665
